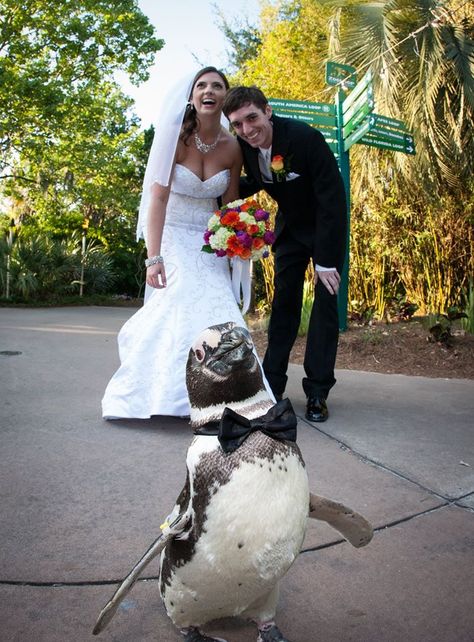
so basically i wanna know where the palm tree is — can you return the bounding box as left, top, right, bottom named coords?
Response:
left=325, top=0, right=474, bottom=193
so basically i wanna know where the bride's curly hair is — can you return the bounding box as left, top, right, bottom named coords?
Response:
left=180, top=66, right=229, bottom=145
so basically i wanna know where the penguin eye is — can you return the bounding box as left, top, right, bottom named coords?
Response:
left=195, top=348, right=205, bottom=362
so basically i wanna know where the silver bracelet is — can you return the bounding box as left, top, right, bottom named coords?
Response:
left=145, top=255, right=164, bottom=268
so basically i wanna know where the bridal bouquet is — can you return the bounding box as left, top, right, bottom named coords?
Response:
left=201, top=198, right=275, bottom=261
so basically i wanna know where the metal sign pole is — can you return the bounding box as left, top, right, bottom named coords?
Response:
left=336, top=88, right=351, bottom=331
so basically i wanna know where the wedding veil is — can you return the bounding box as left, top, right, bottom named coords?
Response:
left=136, top=67, right=199, bottom=241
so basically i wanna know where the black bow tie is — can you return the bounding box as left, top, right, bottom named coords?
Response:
left=218, top=398, right=297, bottom=453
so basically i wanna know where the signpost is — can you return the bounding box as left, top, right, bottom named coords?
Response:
left=341, top=70, right=373, bottom=113
left=368, top=113, right=408, bottom=131
left=362, top=134, right=416, bottom=154
left=325, top=61, right=357, bottom=90
left=362, top=113, right=416, bottom=154
left=270, top=61, right=416, bottom=330
left=268, top=98, right=340, bottom=156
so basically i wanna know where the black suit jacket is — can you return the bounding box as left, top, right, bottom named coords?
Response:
left=238, top=114, right=347, bottom=271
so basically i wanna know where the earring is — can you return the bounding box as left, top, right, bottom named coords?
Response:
left=187, top=102, right=195, bottom=112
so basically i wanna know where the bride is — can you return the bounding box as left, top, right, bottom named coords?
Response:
left=102, top=67, right=263, bottom=419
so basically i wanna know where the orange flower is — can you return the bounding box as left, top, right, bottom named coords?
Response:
left=221, top=211, right=240, bottom=226
left=230, top=245, right=246, bottom=257
left=252, top=237, right=265, bottom=250
left=270, top=155, right=284, bottom=172
left=247, top=224, right=259, bottom=235
left=240, top=200, right=257, bottom=212
left=240, top=247, right=252, bottom=259
left=227, top=235, right=242, bottom=253
left=234, top=220, right=247, bottom=231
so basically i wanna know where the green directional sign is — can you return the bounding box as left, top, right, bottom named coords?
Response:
left=315, top=128, right=338, bottom=140
left=344, top=118, right=372, bottom=151
left=269, top=99, right=339, bottom=151
left=272, top=110, right=337, bottom=128
left=364, top=127, right=414, bottom=146
left=343, top=88, right=374, bottom=124
left=368, top=113, right=408, bottom=132
left=269, top=99, right=335, bottom=115
left=362, top=112, right=415, bottom=154
left=343, top=102, right=373, bottom=138
left=340, top=68, right=375, bottom=150
left=342, top=70, right=372, bottom=114
left=325, top=61, right=357, bottom=90
left=360, top=135, right=416, bottom=155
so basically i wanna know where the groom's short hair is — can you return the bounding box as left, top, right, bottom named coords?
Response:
left=223, top=86, right=268, bottom=117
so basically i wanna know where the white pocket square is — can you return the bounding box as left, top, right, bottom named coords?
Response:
left=286, top=172, right=300, bottom=181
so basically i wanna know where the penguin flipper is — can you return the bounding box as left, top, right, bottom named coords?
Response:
left=308, top=493, right=373, bottom=548
left=92, top=511, right=189, bottom=635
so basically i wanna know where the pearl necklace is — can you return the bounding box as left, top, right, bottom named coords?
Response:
left=194, top=131, right=220, bottom=154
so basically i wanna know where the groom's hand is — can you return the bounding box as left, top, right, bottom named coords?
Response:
left=315, top=268, right=341, bottom=295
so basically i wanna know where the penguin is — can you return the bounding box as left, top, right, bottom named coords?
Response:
left=93, top=322, right=373, bottom=642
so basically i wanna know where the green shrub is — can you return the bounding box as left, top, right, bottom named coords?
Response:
left=0, top=231, right=116, bottom=301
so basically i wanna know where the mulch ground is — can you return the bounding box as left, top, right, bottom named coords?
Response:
left=249, top=318, right=474, bottom=380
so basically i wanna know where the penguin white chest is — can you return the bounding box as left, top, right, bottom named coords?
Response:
left=160, top=433, right=309, bottom=627
left=201, top=450, right=309, bottom=576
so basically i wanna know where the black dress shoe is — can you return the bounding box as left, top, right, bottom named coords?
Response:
left=305, top=396, right=328, bottom=422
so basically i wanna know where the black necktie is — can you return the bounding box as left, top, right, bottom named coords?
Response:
left=218, top=398, right=297, bottom=453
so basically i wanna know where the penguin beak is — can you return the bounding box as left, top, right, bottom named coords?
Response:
left=206, top=327, right=254, bottom=371
left=211, top=327, right=253, bottom=360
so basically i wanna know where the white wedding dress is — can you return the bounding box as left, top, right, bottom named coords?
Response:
left=102, top=164, right=255, bottom=419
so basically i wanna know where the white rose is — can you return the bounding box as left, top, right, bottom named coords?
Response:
left=210, top=227, right=233, bottom=250
left=207, top=214, right=221, bottom=232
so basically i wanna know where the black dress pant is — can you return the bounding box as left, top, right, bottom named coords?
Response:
left=262, top=229, right=339, bottom=399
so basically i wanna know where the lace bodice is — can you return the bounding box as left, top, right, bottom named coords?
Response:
left=166, top=164, right=230, bottom=230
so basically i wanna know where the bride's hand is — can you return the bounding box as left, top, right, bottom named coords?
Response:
left=146, top=263, right=167, bottom=289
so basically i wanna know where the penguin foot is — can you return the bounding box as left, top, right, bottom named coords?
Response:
left=257, top=624, right=291, bottom=642
left=182, top=627, right=227, bottom=642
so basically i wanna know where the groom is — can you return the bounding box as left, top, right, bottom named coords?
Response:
left=223, top=86, right=347, bottom=422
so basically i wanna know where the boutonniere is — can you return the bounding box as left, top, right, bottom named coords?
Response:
left=270, top=154, right=291, bottom=182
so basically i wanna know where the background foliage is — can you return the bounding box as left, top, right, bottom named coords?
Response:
left=0, top=0, right=160, bottom=298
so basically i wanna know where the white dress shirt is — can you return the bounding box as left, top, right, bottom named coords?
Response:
left=258, top=146, right=273, bottom=183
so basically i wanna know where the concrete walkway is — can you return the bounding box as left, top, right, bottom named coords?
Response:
left=1, top=306, right=473, bottom=642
